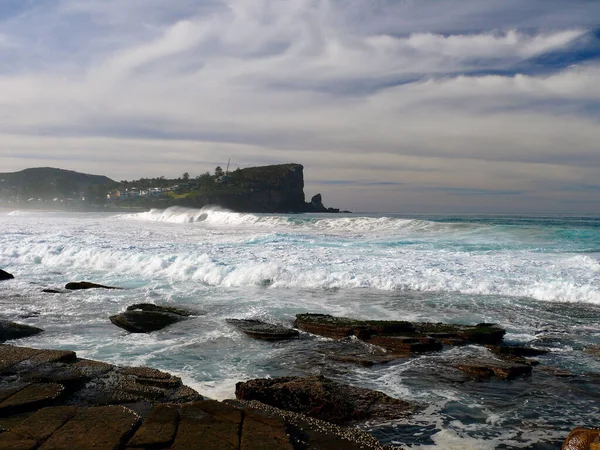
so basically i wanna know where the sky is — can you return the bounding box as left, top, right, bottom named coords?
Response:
left=0, top=0, right=599, bottom=213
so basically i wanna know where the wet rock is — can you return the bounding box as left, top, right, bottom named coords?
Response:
left=109, top=308, right=187, bottom=333
left=65, top=281, right=122, bottom=290
left=295, top=313, right=415, bottom=340
left=454, top=358, right=533, bottom=380
left=585, top=345, right=600, bottom=358
left=0, top=320, right=43, bottom=343
left=487, top=344, right=549, bottom=358
left=0, top=269, right=14, bottom=281
left=126, top=303, right=193, bottom=316
left=295, top=313, right=506, bottom=348
left=416, top=322, right=506, bottom=345
left=368, top=335, right=443, bottom=355
left=226, top=319, right=300, bottom=340
left=41, top=288, right=65, bottom=294
left=319, top=342, right=401, bottom=367
left=562, top=427, right=600, bottom=450
left=0, top=345, right=202, bottom=410
left=235, top=375, right=415, bottom=425
left=537, top=365, right=576, bottom=378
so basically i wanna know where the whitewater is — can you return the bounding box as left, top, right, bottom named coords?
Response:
left=2, top=206, right=600, bottom=449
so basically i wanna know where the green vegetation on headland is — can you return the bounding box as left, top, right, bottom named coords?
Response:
left=0, top=164, right=345, bottom=213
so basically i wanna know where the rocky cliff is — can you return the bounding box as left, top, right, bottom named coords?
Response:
left=179, top=163, right=339, bottom=213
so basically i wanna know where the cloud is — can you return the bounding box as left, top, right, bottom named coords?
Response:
left=0, top=0, right=598, bottom=212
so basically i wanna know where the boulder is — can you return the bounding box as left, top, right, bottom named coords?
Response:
left=0, top=269, right=14, bottom=281
left=110, top=304, right=192, bottom=333
left=562, top=427, right=600, bottom=450
left=0, top=320, right=43, bottom=343
left=235, top=375, right=415, bottom=425
left=65, top=281, right=122, bottom=290
left=226, top=319, right=299, bottom=340
left=110, top=311, right=184, bottom=333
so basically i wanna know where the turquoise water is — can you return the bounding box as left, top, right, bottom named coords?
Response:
left=1, top=207, right=599, bottom=449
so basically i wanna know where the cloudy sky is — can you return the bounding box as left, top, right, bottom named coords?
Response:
left=1, top=0, right=599, bottom=213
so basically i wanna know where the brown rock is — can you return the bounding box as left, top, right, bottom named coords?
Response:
left=171, top=401, right=242, bottom=450
left=38, top=406, right=141, bottom=450
left=0, top=345, right=44, bottom=373
left=562, top=427, right=600, bottom=450
left=455, top=358, right=533, bottom=380
left=235, top=375, right=415, bottom=425
left=0, top=383, right=64, bottom=416
left=10, top=406, right=78, bottom=442
left=126, top=404, right=178, bottom=448
left=368, top=335, right=443, bottom=355
left=241, top=408, right=293, bottom=450
left=0, top=431, right=37, bottom=450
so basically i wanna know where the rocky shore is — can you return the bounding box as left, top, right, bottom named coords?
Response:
left=1, top=272, right=598, bottom=449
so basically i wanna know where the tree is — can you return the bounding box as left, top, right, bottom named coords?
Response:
left=215, top=166, right=224, bottom=177
left=182, top=172, right=190, bottom=182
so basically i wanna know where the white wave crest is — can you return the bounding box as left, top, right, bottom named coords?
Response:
left=112, top=206, right=472, bottom=236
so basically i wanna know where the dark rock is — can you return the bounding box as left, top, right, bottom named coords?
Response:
left=311, top=193, right=325, bottom=211
left=0, top=320, right=43, bottom=343
left=454, top=358, right=533, bottom=380
left=295, top=313, right=415, bottom=340
left=316, top=341, right=401, bottom=367
left=41, top=289, right=65, bottom=294
left=0, top=269, right=14, bottom=281
left=226, top=319, right=299, bottom=341
left=65, top=281, right=122, bottom=290
left=235, top=375, right=415, bottom=425
left=126, top=303, right=193, bottom=316
left=110, top=310, right=187, bottom=333
left=561, top=427, right=600, bottom=449
left=487, top=344, right=549, bottom=358
left=295, top=313, right=506, bottom=348
left=368, top=335, right=443, bottom=355
left=537, top=365, right=576, bottom=378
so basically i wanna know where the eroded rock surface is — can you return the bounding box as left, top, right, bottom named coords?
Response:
left=0, top=345, right=397, bottom=450
left=235, top=375, right=415, bottom=425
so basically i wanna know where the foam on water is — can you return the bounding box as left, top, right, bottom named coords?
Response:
left=2, top=208, right=600, bottom=448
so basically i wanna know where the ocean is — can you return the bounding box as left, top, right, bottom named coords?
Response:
left=1, top=206, right=599, bottom=449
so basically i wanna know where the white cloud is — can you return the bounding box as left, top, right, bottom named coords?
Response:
left=0, top=0, right=598, bottom=212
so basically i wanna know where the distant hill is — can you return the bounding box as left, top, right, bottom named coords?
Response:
left=0, top=167, right=115, bottom=201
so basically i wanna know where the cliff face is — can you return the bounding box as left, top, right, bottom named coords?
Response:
left=183, top=163, right=312, bottom=213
